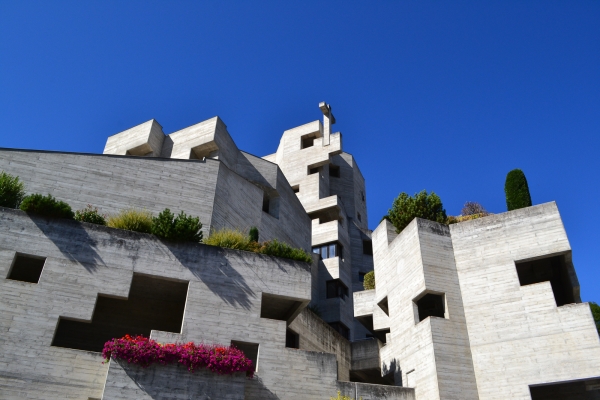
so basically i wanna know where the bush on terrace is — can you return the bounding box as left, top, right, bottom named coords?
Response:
left=74, top=205, right=106, bottom=225
left=387, top=190, right=447, bottom=234
left=107, top=209, right=153, bottom=233
left=152, top=208, right=203, bottom=243
left=20, top=194, right=74, bottom=219
left=363, top=271, right=375, bottom=290
left=0, top=171, right=26, bottom=209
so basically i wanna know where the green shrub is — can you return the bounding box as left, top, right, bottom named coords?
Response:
left=258, top=239, right=313, bottom=263
left=387, top=190, right=447, bottom=234
left=447, top=213, right=491, bottom=225
left=152, top=208, right=203, bottom=243
left=203, top=228, right=256, bottom=251
left=20, top=194, right=74, bottom=219
left=204, top=228, right=312, bottom=262
left=74, top=205, right=106, bottom=225
left=363, top=271, right=375, bottom=290
left=590, top=302, right=600, bottom=336
left=107, top=209, right=153, bottom=233
left=248, top=226, right=259, bottom=243
left=0, top=171, right=26, bottom=208
left=505, top=169, right=532, bottom=211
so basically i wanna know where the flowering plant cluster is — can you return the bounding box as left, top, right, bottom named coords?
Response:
left=102, top=335, right=254, bottom=377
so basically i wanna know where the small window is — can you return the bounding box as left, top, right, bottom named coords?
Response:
left=7, top=253, right=45, bottom=283
left=515, top=254, right=575, bottom=307
left=415, top=293, right=445, bottom=322
left=262, top=194, right=270, bottom=213
left=301, top=133, right=318, bottom=149
left=358, top=272, right=366, bottom=282
left=309, top=166, right=322, bottom=175
left=326, top=279, right=349, bottom=299
left=329, top=164, right=340, bottom=178
left=328, top=322, right=350, bottom=340
left=285, top=329, right=299, bottom=349
left=357, top=212, right=362, bottom=222
left=292, top=185, right=300, bottom=193
left=361, top=191, right=365, bottom=202
left=362, top=240, right=373, bottom=255
left=312, top=242, right=343, bottom=260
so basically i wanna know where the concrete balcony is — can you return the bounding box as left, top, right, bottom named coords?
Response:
left=312, top=219, right=349, bottom=248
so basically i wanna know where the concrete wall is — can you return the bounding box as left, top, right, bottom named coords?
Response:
left=0, top=209, right=405, bottom=399
left=450, top=202, right=600, bottom=400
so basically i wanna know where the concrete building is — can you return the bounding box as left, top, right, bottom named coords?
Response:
left=0, top=102, right=598, bottom=399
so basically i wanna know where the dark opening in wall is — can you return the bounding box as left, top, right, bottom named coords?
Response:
left=359, top=272, right=366, bottom=282
left=7, top=253, right=45, bottom=283
left=357, top=212, right=362, bottom=222
left=362, top=240, right=373, bottom=255
left=329, top=164, right=340, bottom=178
left=262, top=192, right=280, bottom=219
left=354, top=315, right=389, bottom=343
left=292, top=185, right=300, bottom=194
left=378, top=297, right=389, bottom=316
left=515, top=254, right=575, bottom=306
left=285, top=329, right=299, bottom=349
left=260, top=293, right=304, bottom=322
left=328, top=321, right=350, bottom=340
left=231, top=340, right=259, bottom=374
left=415, top=293, right=445, bottom=322
left=308, top=166, right=322, bottom=175
left=51, top=274, right=189, bottom=352
left=530, top=378, right=600, bottom=400
left=262, top=192, right=270, bottom=213
left=300, top=133, right=318, bottom=149
left=326, top=279, right=349, bottom=300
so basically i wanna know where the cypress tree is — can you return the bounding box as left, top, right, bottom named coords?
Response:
left=504, top=169, right=532, bottom=211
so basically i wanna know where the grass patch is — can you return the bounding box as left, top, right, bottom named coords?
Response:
left=204, top=228, right=312, bottom=263
left=107, top=209, right=153, bottom=233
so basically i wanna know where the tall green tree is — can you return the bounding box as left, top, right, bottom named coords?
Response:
left=387, top=190, right=446, bottom=234
left=505, top=169, right=532, bottom=211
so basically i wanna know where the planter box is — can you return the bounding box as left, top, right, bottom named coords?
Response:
left=102, top=358, right=246, bottom=400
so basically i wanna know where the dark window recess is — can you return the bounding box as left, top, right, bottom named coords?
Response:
left=530, top=379, right=598, bottom=400
left=357, top=212, right=362, bottom=222
left=262, top=193, right=270, bottom=213
left=328, top=322, right=350, bottom=340
left=358, top=272, right=366, bottom=282
left=361, top=191, right=365, bottom=202
left=260, top=293, right=304, bottom=322
left=7, top=253, right=45, bottom=283
left=311, top=242, right=343, bottom=260
left=515, top=254, right=575, bottom=307
left=326, top=279, right=349, bottom=300
left=301, top=133, right=317, bottom=149
left=292, top=185, right=300, bottom=194
left=285, top=329, right=299, bottom=349
left=329, top=164, right=340, bottom=178
left=231, top=340, right=259, bottom=374
left=309, top=166, right=322, bottom=175
left=378, top=296, right=389, bottom=316
left=416, top=293, right=445, bottom=322
left=363, top=240, right=373, bottom=255
left=51, top=274, right=189, bottom=352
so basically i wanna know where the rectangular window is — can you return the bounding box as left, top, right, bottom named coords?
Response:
left=329, top=164, right=340, bottom=178
left=7, top=253, right=45, bottom=283
left=311, top=242, right=343, bottom=260
left=292, top=185, right=300, bottom=193
left=357, top=212, right=362, bottom=222
left=326, top=279, right=349, bottom=299
left=362, top=240, right=373, bottom=255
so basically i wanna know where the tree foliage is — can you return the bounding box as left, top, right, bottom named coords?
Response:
left=505, top=169, right=532, bottom=211
left=590, top=302, right=600, bottom=336
left=0, top=171, right=26, bottom=209
left=461, top=201, right=488, bottom=216
left=387, top=190, right=447, bottom=233
left=20, top=194, right=74, bottom=219
left=248, top=226, right=259, bottom=243
left=151, top=208, right=203, bottom=243
left=74, top=205, right=106, bottom=225
left=363, top=271, right=375, bottom=290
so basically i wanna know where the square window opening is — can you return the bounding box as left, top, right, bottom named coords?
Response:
left=363, top=240, right=373, bottom=255
left=285, top=329, right=299, bottom=349
left=260, top=293, right=304, bottom=322
left=515, top=254, right=576, bottom=307
left=308, top=166, right=322, bottom=175
left=329, top=164, right=340, bottom=178
left=7, top=253, right=45, bottom=283
left=300, top=133, right=318, bottom=149
left=292, top=185, right=300, bottom=194
left=415, top=293, right=445, bottom=322
left=326, top=279, right=349, bottom=300
left=231, top=340, right=259, bottom=374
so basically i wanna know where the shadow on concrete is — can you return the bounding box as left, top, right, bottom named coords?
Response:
left=30, top=215, right=106, bottom=273
left=244, top=376, right=279, bottom=399
left=168, top=242, right=256, bottom=311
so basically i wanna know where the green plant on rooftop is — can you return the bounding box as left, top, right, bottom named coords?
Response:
left=505, top=169, right=532, bottom=211
left=74, top=205, right=106, bottom=225
left=107, top=209, right=153, bottom=233
left=363, top=271, right=375, bottom=290
left=590, top=302, right=600, bottom=336
left=387, top=190, right=447, bottom=234
left=152, top=208, right=203, bottom=243
left=0, top=171, right=26, bottom=209
left=204, top=228, right=312, bottom=263
left=248, top=226, right=259, bottom=243
left=20, top=194, right=74, bottom=219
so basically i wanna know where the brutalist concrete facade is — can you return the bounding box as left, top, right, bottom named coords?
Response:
left=356, top=202, right=600, bottom=400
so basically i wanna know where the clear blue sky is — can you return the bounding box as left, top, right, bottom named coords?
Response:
left=1, top=1, right=598, bottom=303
